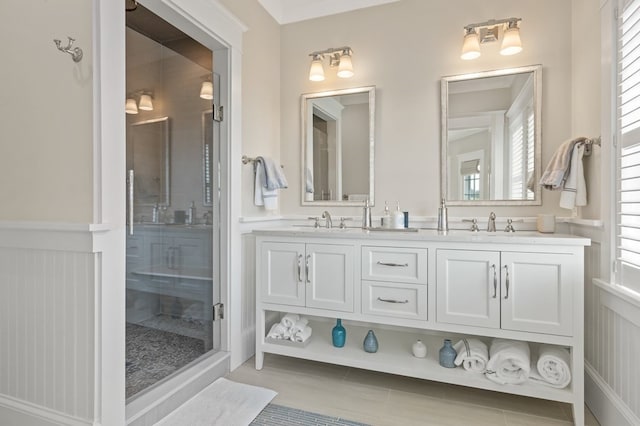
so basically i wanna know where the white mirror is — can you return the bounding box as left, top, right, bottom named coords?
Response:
left=301, top=86, right=375, bottom=206
left=441, top=65, right=542, bottom=205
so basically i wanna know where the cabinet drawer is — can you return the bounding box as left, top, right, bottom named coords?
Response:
left=362, top=281, right=427, bottom=320
left=362, top=246, right=428, bottom=284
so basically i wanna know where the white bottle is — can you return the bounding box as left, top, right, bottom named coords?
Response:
left=392, top=202, right=404, bottom=229
left=381, top=201, right=391, bottom=228
left=412, top=339, right=427, bottom=358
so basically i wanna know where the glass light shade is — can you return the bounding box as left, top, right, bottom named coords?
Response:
left=500, top=27, right=523, bottom=56
left=461, top=31, right=481, bottom=60
left=309, top=57, right=325, bottom=81
left=200, top=81, right=213, bottom=100
left=138, top=94, right=154, bottom=111
left=125, top=98, right=138, bottom=114
left=337, top=54, right=354, bottom=78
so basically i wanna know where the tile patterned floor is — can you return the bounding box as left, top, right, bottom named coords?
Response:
left=227, top=354, right=601, bottom=426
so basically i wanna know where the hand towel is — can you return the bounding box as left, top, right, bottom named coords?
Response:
left=280, top=313, right=300, bottom=329
left=530, top=345, right=572, bottom=388
left=539, top=137, right=587, bottom=190
left=257, top=156, right=288, bottom=190
left=453, top=338, right=489, bottom=373
left=293, top=326, right=312, bottom=343
left=559, top=143, right=587, bottom=209
left=485, top=339, right=531, bottom=385
left=254, top=160, right=278, bottom=210
left=267, top=323, right=287, bottom=340
left=291, top=318, right=309, bottom=335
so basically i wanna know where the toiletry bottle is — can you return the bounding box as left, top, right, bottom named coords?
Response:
left=392, top=202, right=404, bottom=229
left=437, top=198, right=448, bottom=233
left=381, top=201, right=391, bottom=228
left=187, top=201, right=196, bottom=225
left=362, top=199, right=372, bottom=229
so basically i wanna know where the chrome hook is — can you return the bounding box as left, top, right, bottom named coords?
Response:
left=53, top=37, right=83, bottom=63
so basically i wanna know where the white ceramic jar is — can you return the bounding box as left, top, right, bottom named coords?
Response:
left=412, top=339, right=427, bottom=358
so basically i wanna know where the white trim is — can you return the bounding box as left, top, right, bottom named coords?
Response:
left=592, top=278, right=640, bottom=310
left=0, top=395, right=92, bottom=426
left=585, top=362, right=640, bottom=426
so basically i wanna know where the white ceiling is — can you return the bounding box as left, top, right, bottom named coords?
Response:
left=258, top=0, right=400, bottom=25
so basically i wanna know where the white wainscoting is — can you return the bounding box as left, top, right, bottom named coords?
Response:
left=0, top=223, right=98, bottom=425
left=571, top=224, right=640, bottom=426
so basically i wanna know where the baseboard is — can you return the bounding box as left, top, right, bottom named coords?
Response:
left=126, top=351, right=230, bottom=426
left=0, top=394, right=92, bottom=426
left=585, top=362, right=640, bottom=426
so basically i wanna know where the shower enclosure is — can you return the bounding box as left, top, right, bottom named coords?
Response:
left=124, top=4, right=221, bottom=399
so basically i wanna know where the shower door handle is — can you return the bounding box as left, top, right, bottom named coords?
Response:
left=127, top=170, right=134, bottom=235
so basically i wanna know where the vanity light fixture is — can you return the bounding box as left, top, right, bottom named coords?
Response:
left=308, top=47, right=354, bottom=81
left=200, top=81, right=214, bottom=100
left=125, top=98, right=138, bottom=114
left=125, top=91, right=154, bottom=114
left=460, top=17, right=522, bottom=60
left=138, top=93, right=154, bottom=111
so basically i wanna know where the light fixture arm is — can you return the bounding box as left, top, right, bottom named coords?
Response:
left=308, top=46, right=352, bottom=59
left=464, top=17, right=521, bottom=32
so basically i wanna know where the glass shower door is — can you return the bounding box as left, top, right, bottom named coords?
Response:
left=124, top=5, right=220, bottom=399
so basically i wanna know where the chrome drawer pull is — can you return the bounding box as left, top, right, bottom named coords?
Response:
left=491, top=264, right=497, bottom=299
left=376, top=261, right=409, bottom=267
left=503, top=265, right=510, bottom=300
left=377, top=297, right=409, bottom=304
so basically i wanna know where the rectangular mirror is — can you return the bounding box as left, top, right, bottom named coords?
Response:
left=127, top=116, right=170, bottom=206
left=301, top=86, right=375, bottom=206
left=441, top=65, right=541, bottom=205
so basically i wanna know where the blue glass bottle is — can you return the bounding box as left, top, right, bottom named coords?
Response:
left=439, top=338, right=457, bottom=368
left=332, top=319, right=346, bottom=348
left=363, top=330, right=378, bottom=353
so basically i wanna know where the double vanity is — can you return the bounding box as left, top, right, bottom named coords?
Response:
left=254, top=227, right=589, bottom=424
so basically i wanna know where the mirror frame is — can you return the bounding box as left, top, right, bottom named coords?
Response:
left=440, top=65, right=542, bottom=206
left=300, top=86, right=375, bottom=206
left=130, top=116, right=171, bottom=207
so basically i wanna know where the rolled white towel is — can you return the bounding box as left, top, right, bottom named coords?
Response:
left=530, top=345, right=572, bottom=388
left=453, top=338, right=489, bottom=373
left=485, top=339, right=531, bottom=385
left=267, top=323, right=287, bottom=340
left=280, top=313, right=300, bottom=329
left=293, top=326, right=312, bottom=343
left=291, top=318, right=309, bottom=335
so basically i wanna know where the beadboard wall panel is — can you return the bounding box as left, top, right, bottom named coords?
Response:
left=0, top=229, right=96, bottom=424
left=573, top=226, right=640, bottom=425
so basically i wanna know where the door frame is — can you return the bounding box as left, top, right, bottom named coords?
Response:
left=93, top=0, right=245, bottom=423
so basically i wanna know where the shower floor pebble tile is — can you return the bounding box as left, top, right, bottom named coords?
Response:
left=227, top=354, right=601, bottom=426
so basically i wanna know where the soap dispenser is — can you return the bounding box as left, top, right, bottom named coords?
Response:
left=381, top=201, right=391, bottom=228
left=437, top=198, right=449, bottom=233
left=362, top=199, right=372, bottom=229
left=392, top=202, right=404, bottom=229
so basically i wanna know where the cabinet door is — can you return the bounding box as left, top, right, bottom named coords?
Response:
left=306, top=244, right=354, bottom=312
left=260, top=242, right=305, bottom=306
left=501, top=252, right=573, bottom=336
left=436, top=249, right=500, bottom=328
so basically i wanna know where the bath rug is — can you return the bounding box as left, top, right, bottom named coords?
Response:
left=156, top=378, right=277, bottom=426
left=251, top=404, right=370, bottom=426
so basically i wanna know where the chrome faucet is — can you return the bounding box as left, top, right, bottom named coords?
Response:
left=487, top=212, right=496, bottom=232
left=322, top=211, right=333, bottom=228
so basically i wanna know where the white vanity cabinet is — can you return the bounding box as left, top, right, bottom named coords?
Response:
left=259, top=240, right=355, bottom=312
left=436, top=249, right=574, bottom=336
left=254, top=229, right=589, bottom=426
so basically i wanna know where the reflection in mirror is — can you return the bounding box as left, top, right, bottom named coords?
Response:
left=441, top=65, right=541, bottom=205
left=127, top=117, right=170, bottom=206
left=301, top=86, right=375, bottom=206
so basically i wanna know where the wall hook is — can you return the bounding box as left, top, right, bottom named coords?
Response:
left=53, top=37, right=83, bottom=63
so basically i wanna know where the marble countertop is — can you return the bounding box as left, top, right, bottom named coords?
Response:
left=253, top=226, right=591, bottom=246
